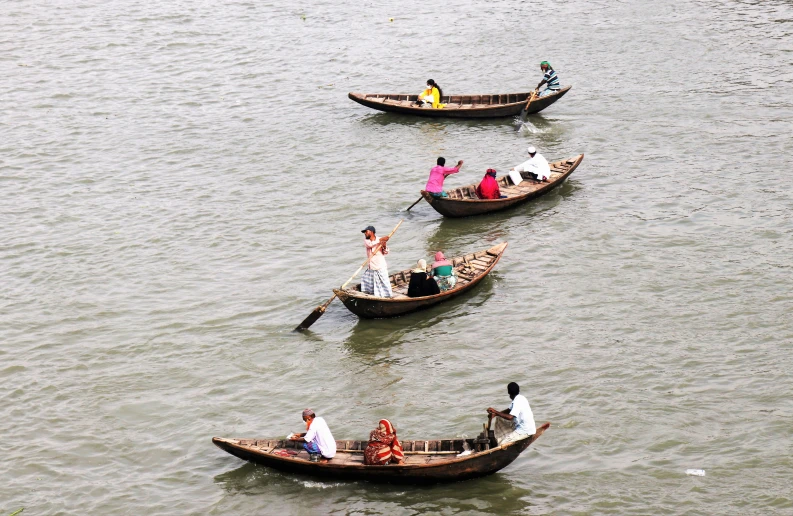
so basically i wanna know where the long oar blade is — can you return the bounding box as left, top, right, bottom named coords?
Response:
left=295, top=304, right=327, bottom=331
left=294, top=219, right=403, bottom=332
left=405, top=195, right=423, bottom=211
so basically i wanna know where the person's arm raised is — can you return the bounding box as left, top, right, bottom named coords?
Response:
left=445, top=160, right=464, bottom=175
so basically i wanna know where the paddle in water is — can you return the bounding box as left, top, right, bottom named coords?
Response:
left=405, top=196, right=423, bottom=211
left=518, top=90, right=538, bottom=124
left=294, top=219, right=403, bottom=331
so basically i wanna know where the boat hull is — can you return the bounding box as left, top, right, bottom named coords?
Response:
left=423, top=154, right=584, bottom=218
left=348, top=87, right=571, bottom=118
left=212, top=423, right=549, bottom=484
left=333, top=242, right=507, bottom=319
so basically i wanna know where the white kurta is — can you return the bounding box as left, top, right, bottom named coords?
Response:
left=514, top=153, right=551, bottom=181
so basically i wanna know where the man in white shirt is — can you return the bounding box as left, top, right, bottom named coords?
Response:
left=289, top=409, right=337, bottom=462
left=511, top=146, right=551, bottom=182
left=487, top=382, right=537, bottom=444
left=360, top=225, right=392, bottom=298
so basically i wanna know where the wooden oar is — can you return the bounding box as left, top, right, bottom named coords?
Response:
left=518, top=90, right=538, bottom=122
left=294, top=220, right=403, bottom=331
left=405, top=195, right=424, bottom=211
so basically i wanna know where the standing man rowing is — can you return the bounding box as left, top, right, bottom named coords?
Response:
left=361, top=225, right=392, bottom=298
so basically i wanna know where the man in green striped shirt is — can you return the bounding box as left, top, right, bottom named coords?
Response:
left=535, top=61, right=561, bottom=97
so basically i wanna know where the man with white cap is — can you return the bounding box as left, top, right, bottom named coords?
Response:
left=511, top=146, right=551, bottom=182
left=289, top=409, right=337, bottom=462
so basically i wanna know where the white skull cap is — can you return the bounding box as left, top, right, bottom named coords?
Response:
left=528, top=146, right=536, bottom=154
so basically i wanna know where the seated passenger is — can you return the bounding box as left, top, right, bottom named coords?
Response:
left=415, top=79, right=445, bottom=109
left=431, top=251, right=457, bottom=292
left=476, top=168, right=501, bottom=199
left=364, top=419, right=404, bottom=465
left=407, top=259, right=441, bottom=298
left=511, top=146, right=550, bottom=182
left=288, top=409, right=336, bottom=463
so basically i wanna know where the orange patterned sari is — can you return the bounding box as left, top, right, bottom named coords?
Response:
left=363, top=419, right=404, bottom=465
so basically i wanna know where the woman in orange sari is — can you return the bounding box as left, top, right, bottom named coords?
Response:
left=363, top=419, right=404, bottom=465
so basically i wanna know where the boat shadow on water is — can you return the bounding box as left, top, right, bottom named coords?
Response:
left=357, top=111, right=513, bottom=130
left=420, top=177, right=583, bottom=245
left=341, top=274, right=499, bottom=356
left=213, top=461, right=539, bottom=513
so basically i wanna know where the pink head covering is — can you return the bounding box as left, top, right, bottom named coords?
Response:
left=432, top=251, right=452, bottom=268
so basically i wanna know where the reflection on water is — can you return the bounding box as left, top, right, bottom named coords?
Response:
left=358, top=111, right=518, bottom=130
left=427, top=217, right=512, bottom=253
left=342, top=275, right=498, bottom=358
left=213, top=460, right=539, bottom=515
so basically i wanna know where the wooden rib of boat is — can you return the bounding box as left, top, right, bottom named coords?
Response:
left=213, top=422, right=549, bottom=484
left=332, top=242, right=507, bottom=319
left=348, top=86, right=571, bottom=118
left=421, top=154, right=584, bottom=218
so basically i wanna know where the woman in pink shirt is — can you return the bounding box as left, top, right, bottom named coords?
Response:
left=424, top=157, right=464, bottom=198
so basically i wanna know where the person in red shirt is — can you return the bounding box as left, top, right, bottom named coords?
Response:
left=476, top=169, right=501, bottom=199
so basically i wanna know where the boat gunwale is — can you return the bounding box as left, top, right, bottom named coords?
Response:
left=427, top=154, right=584, bottom=204
left=349, top=86, right=571, bottom=111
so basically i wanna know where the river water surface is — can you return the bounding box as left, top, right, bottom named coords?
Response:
left=2, top=0, right=793, bottom=514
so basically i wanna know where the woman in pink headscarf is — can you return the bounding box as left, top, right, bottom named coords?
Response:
left=431, top=251, right=457, bottom=292
left=364, top=419, right=404, bottom=465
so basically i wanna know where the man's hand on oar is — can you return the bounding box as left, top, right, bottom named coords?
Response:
left=519, top=90, right=538, bottom=123
left=294, top=220, right=403, bottom=331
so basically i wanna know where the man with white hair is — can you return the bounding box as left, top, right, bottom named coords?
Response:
left=511, top=146, right=551, bottom=182
left=289, top=409, right=336, bottom=462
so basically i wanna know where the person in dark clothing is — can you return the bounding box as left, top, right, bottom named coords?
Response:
left=407, top=259, right=440, bottom=298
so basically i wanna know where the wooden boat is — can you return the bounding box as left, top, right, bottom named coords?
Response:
left=332, top=242, right=507, bottom=319
left=348, top=86, right=571, bottom=118
left=421, top=154, right=584, bottom=218
left=213, top=422, right=549, bottom=484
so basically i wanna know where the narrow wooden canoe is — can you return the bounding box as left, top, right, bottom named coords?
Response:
left=333, top=242, right=507, bottom=319
left=421, top=154, right=584, bottom=218
left=213, top=422, right=549, bottom=484
left=348, top=86, right=571, bottom=118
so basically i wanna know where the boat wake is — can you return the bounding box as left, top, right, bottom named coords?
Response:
left=514, top=118, right=542, bottom=134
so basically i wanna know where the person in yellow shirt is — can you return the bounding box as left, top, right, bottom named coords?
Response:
left=415, top=79, right=445, bottom=109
